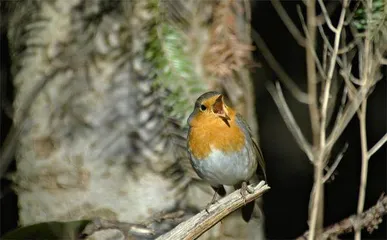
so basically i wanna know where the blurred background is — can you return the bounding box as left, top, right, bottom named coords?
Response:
left=1, top=0, right=386, bottom=239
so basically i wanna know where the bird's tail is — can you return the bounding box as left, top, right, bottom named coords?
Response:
left=242, top=200, right=255, bottom=222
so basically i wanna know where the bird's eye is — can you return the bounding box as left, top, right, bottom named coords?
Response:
left=200, top=104, right=207, bottom=111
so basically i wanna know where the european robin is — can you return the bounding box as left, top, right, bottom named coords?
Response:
left=187, top=91, right=266, bottom=222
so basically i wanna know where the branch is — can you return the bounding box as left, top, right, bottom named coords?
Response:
left=305, top=0, right=322, bottom=238
left=305, top=0, right=319, bottom=148
left=251, top=29, right=310, bottom=103
left=317, top=0, right=337, bottom=32
left=323, top=143, right=348, bottom=183
left=356, top=100, right=368, bottom=240
left=156, top=181, right=270, bottom=240
left=297, top=195, right=387, bottom=240
left=320, top=0, right=347, bottom=143
left=267, top=82, right=314, bottom=161
left=297, top=5, right=326, bottom=79
left=271, top=0, right=306, bottom=47
left=326, top=87, right=368, bottom=151
left=368, top=133, right=387, bottom=158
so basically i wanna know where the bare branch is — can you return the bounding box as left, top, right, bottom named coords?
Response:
left=297, top=195, right=387, bottom=240
left=368, top=133, right=387, bottom=158
left=323, top=143, right=348, bottom=183
left=267, top=82, right=314, bottom=161
left=326, top=87, right=368, bottom=150
left=317, top=0, right=338, bottom=32
left=315, top=1, right=341, bottom=26
left=251, top=29, right=310, bottom=103
left=156, top=181, right=270, bottom=240
left=305, top=0, right=322, bottom=238
left=377, top=51, right=387, bottom=65
left=320, top=0, right=347, bottom=135
left=305, top=0, right=320, bottom=148
left=297, top=6, right=326, bottom=79
left=356, top=101, right=368, bottom=240
left=271, top=0, right=306, bottom=47
left=354, top=3, right=374, bottom=237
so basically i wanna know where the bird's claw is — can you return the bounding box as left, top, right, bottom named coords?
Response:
left=205, top=191, right=219, bottom=213
left=240, top=182, right=253, bottom=204
left=205, top=203, right=212, bottom=213
left=205, top=199, right=218, bottom=213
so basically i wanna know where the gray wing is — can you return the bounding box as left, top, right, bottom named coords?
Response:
left=236, top=113, right=267, bottom=182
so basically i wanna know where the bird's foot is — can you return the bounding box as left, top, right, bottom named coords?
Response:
left=240, top=182, right=254, bottom=204
left=205, top=191, right=219, bottom=213
left=205, top=202, right=213, bottom=213
left=205, top=199, right=219, bottom=213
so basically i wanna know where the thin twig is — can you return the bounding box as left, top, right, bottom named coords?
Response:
left=320, top=0, right=347, bottom=136
left=356, top=100, right=368, bottom=240
left=267, top=82, right=314, bottom=161
left=297, top=195, right=387, bottom=240
left=305, top=0, right=321, bottom=238
left=156, top=181, right=270, bottom=240
left=305, top=0, right=320, bottom=148
left=317, top=0, right=337, bottom=32
left=315, top=1, right=341, bottom=26
left=368, top=133, right=387, bottom=158
left=317, top=24, right=348, bottom=69
left=326, top=87, right=368, bottom=151
left=271, top=0, right=306, bottom=47
left=251, top=29, right=310, bottom=103
left=323, top=143, right=348, bottom=183
left=355, top=7, right=374, bottom=237
left=316, top=10, right=348, bottom=227
left=297, top=6, right=326, bottom=79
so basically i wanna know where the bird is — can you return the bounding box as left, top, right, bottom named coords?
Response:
left=186, top=91, right=266, bottom=222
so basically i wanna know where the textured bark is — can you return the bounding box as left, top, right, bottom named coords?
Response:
left=6, top=0, right=264, bottom=239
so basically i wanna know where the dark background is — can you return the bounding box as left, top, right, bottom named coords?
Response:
left=1, top=0, right=386, bottom=239
left=252, top=1, right=386, bottom=239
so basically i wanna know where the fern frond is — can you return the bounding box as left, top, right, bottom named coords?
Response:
left=145, top=0, right=206, bottom=126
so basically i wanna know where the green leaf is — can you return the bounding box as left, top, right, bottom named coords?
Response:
left=144, top=0, right=206, bottom=126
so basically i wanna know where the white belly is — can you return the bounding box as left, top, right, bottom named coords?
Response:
left=190, top=145, right=257, bottom=187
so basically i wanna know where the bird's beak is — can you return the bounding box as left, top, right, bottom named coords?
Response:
left=213, top=95, right=230, bottom=121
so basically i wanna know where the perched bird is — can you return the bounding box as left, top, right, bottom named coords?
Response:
left=187, top=91, right=266, bottom=222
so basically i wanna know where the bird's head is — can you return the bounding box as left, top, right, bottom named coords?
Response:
left=188, top=91, right=231, bottom=127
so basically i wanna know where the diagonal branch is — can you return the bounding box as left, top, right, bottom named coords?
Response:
left=267, top=82, right=314, bottom=161
left=323, top=143, right=348, bottom=183
left=271, top=0, right=306, bottom=47
left=251, top=29, right=310, bottom=103
left=297, top=195, right=387, bottom=240
left=317, top=0, right=338, bottom=32
left=368, top=133, right=387, bottom=158
left=156, top=181, right=270, bottom=240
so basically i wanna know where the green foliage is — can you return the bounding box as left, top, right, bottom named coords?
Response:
left=352, top=0, right=386, bottom=34
left=146, top=0, right=205, bottom=126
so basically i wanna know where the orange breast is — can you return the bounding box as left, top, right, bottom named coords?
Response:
left=188, top=112, right=245, bottom=159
